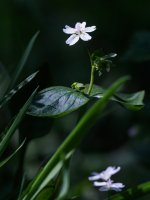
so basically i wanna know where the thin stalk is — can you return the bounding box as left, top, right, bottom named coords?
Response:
left=22, top=76, right=129, bottom=200
left=87, top=65, right=95, bottom=95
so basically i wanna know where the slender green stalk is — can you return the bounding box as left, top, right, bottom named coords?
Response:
left=22, top=76, right=129, bottom=200
left=87, top=65, right=95, bottom=95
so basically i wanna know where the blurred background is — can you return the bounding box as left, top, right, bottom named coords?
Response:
left=0, top=0, right=150, bottom=199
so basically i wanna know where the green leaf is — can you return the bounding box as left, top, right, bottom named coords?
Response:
left=17, top=175, right=26, bottom=200
left=85, top=84, right=145, bottom=111
left=0, top=140, right=25, bottom=168
left=33, top=181, right=55, bottom=200
left=0, top=88, right=38, bottom=157
left=56, top=162, right=70, bottom=200
left=0, top=71, right=38, bottom=109
left=7, top=31, right=39, bottom=91
left=27, top=86, right=89, bottom=117
left=21, top=151, right=74, bottom=200
left=108, top=181, right=150, bottom=200
left=84, top=84, right=104, bottom=97
left=112, top=90, right=145, bottom=111
left=122, top=31, right=150, bottom=62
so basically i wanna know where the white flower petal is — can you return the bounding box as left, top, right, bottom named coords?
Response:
left=88, top=173, right=102, bottom=181
left=81, top=22, right=86, bottom=28
left=106, top=166, right=121, bottom=176
left=85, top=26, right=96, bottom=32
left=94, top=181, right=107, bottom=187
left=111, top=183, right=125, bottom=189
left=88, top=166, right=121, bottom=182
left=99, top=186, right=109, bottom=191
left=63, top=25, right=76, bottom=34
left=100, top=166, right=121, bottom=180
left=66, top=34, right=79, bottom=46
left=80, top=33, right=91, bottom=41
left=75, top=22, right=82, bottom=31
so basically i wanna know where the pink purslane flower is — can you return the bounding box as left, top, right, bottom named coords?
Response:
left=89, top=166, right=125, bottom=192
left=94, top=179, right=125, bottom=192
left=63, top=22, right=96, bottom=46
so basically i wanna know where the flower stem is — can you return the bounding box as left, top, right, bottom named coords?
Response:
left=87, top=65, right=95, bottom=95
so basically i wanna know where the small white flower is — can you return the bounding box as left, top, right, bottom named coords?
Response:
left=88, top=166, right=121, bottom=181
left=63, top=22, right=96, bottom=46
left=94, top=179, right=125, bottom=192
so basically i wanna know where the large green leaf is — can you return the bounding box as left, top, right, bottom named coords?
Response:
left=27, top=86, right=89, bottom=117
left=84, top=84, right=145, bottom=111
left=0, top=88, right=38, bottom=157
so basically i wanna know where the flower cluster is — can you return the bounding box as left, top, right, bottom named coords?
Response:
left=63, top=22, right=96, bottom=46
left=89, top=166, right=125, bottom=192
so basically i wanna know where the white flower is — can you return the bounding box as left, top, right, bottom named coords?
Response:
left=94, top=179, right=125, bottom=192
left=63, top=22, right=96, bottom=46
left=88, top=166, right=121, bottom=181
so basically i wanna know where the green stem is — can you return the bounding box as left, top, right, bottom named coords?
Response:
left=87, top=65, right=95, bottom=95
left=22, top=76, right=129, bottom=200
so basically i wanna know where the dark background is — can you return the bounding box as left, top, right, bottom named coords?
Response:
left=0, top=0, right=150, bottom=199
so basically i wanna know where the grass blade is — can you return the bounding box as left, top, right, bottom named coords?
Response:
left=0, top=139, right=26, bottom=168
left=0, top=87, right=38, bottom=157
left=7, top=31, right=39, bottom=91
left=0, top=71, right=38, bottom=108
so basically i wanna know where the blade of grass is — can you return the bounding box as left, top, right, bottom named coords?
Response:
left=0, top=71, right=38, bottom=108
left=21, top=76, right=130, bottom=200
left=0, top=139, right=26, bottom=168
left=0, top=87, right=38, bottom=157
left=7, top=31, right=39, bottom=92
left=17, top=174, right=26, bottom=200
left=56, top=161, right=70, bottom=200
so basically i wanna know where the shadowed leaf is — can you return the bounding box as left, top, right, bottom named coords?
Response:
left=27, top=86, right=89, bottom=117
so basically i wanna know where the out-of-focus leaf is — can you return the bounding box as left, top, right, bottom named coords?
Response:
left=112, top=90, right=145, bottom=111
left=108, top=181, right=150, bottom=200
left=33, top=181, right=55, bottom=200
left=17, top=175, right=26, bottom=200
left=27, top=86, right=89, bottom=117
left=0, top=63, right=10, bottom=99
left=7, top=31, right=39, bottom=91
left=122, top=31, right=150, bottom=62
left=0, top=140, right=25, bottom=168
left=56, top=162, right=70, bottom=200
left=21, top=150, right=74, bottom=200
left=85, top=84, right=145, bottom=111
left=0, top=88, right=38, bottom=157
left=84, top=84, right=104, bottom=97
left=0, top=71, right=38, bottom=109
